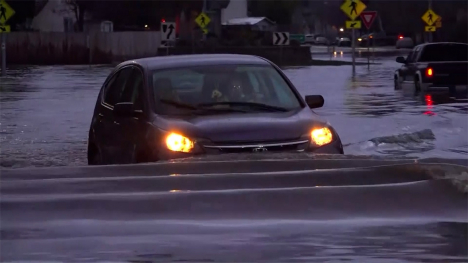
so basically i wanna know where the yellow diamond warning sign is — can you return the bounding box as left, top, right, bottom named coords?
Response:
left=421, top=9, right=439, bottom=26
left=340, top=0, right=366, bottom=21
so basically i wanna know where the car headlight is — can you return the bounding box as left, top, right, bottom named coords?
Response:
left=310, top=127, right=333, bottom=146
left=166, top=133, right=194, bottom=153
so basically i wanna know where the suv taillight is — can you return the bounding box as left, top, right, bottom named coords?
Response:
left=425, top=67, right=433, bottom=77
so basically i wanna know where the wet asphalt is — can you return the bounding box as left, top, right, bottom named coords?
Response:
left=1, top=156, right=467, bottom=262
left=1, top=55, right=467, bottom=168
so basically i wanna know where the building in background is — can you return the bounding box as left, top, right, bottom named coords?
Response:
left=31, top=0, right=75, bottom=32
left=221, top=0, right=247, bottom=24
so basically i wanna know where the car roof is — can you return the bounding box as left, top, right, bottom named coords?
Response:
left=415, top=42, right=468, bottom=48
left=118, top=54, right=272, bottom=70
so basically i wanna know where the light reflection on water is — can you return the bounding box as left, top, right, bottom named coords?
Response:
left=0, top=61, right=467, bottom=168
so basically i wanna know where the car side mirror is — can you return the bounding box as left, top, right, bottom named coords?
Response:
left=113, top=102, right=135, bottom=117
left=305, top=95, right=324, bottom=109
left=396, top=56, right=406, bottom=64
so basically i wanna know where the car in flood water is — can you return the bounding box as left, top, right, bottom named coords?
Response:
left=87, top=54, right=344, bottom=165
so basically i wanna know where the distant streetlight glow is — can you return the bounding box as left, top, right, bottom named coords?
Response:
left=144, top=25, right=148, bottom=28
left=339, top=28, right=344, bottom=32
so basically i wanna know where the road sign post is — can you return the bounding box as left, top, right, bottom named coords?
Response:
left=273, top=32, right=289, bottom=65
left=161, top=22, right=176, bottom=56
left=1, top=33, right=5, bottom=76
left=0, top=0, right=15, bottom=76
left=341, top=0, right=367, bottom=75
left=421, top=9, right=439, bottom=43
left=195, top=12, right=210, bottom=40
left=360, top=11, right=377, bottom=70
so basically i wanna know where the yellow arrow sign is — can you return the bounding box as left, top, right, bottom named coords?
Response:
left=0, top=0, right=15, bottom=24
left=425, top=26, right=436, bottom=32
left=421, top=9, right=439, bottom=26
left=195, top=12, right=210, bottom=28
left=0, top=24, right=10, bottom=32
left=341, top=0, right=366, bottom=21
left=346, top=20, right=361, bottom=29
left=202, top=27, right=208, bottom=34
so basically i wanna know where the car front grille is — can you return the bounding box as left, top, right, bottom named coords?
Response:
left=201, top=140, right=309, bottom=154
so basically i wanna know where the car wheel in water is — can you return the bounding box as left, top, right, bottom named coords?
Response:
left=414, top=78, right=421, bottom=95
left=394, top=76, right=401, bottom=90
left=88, top=144, right=103, bottom=165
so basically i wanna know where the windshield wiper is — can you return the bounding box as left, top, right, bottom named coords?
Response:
left=160, top=99, right=198, bottom=110
left=160, top=99, right=247, bottom=114
left=198, top=102, right=289, bottom=112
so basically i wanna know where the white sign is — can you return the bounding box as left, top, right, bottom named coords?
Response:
left=161, top=22, right=176, bottom=41
left=273, top=32, right=289, bottom=46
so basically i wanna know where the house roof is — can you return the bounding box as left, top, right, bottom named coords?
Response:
left=223, top=17, right=275, bottom=26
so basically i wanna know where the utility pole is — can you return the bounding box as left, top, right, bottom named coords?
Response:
left=428, top=0, right=433, bottom=42
left=202, top=0, right=207, bottom=41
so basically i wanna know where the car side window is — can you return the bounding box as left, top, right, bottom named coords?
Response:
left=406, top=50, right=415, bottom=63
left=103, top=67, right=133, bottom=107
left=120, top=67, right=145, bottom=111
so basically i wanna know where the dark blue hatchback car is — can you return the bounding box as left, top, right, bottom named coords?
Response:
left=87, top=54, right=344, bottom=165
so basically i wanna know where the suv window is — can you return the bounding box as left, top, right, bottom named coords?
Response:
left=103, top=67, right=133, bottom=106
left=419, top=44, right=468, bottom=62
left=120, top=67, right=145, bottom=111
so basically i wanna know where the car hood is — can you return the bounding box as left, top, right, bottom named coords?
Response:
left=155, top=108, right=327, bottom=143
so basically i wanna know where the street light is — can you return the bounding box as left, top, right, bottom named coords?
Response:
left=339, top=28, right=344, bottom=32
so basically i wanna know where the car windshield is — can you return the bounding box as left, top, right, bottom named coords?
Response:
left=151, top=64, right=302, bottom=115
left=419, top=44, right=468, bottom=62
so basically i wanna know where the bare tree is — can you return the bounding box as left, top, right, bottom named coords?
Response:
left=64, top=0, right=94, bottom=32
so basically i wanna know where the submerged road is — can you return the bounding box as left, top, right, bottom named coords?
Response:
left=1, top=155, right=468, bottom=262
left=1, top=56, right=467, bottom=168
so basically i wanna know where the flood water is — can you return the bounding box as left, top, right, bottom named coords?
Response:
left=1, top=56, right=467, bottom=168
left=0, top=55, right=467, bottom=262
left=1, top=158, right=467, bottom=262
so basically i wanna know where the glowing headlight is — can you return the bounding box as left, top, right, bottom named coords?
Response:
left=166, top=133, right=194, bottom=153
left=358, top=38, right=362, bottom=41
left=311, top=127, right=333, bottom=146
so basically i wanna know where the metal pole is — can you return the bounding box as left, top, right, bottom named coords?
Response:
left=367, top=30, right=370, bottom=70
left=1, top=33, right=6, bottom=77
left=351, top=28, right=356, bottom=75
left=202, top=0, right=207, bottom=41
left=428, top=0, right=433, bottom=42
left=87, top=34, right=91, bottom=66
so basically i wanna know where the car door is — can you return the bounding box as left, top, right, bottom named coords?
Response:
left=400, top=48, right=417, bottom=82
left=406, top=46, right=422, bottom=81
left=100, top=66, right=133, bottom=163
left=113, top=66, right=150, bottom=164
left=92, top=71, right=119, bottom=163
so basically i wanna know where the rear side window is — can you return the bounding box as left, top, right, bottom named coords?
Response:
left=419, top=44, right=468, bottom=62
left=103, top=67, right=133, bottom=106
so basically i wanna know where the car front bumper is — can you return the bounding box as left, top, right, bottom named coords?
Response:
left=155, top=139, right=344, bottom=162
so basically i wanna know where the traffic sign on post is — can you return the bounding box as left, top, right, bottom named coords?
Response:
left=346, top=20, right=361, bottom=29
left=421, top=9, right=439, bottom=26
left=273, top=32, right=289, bottom=45
left=340, top=0, right=366, bottom=76
left=160, top=22, right=176, bottom=41
left=360, top=11, right=377, bottom=29
left=425, top=26, right=436, bottom=32
left=0, top=0, right=15, bottom=24
left=340, top=0, right=367, bottom=21
left=0, top=24, right=10, bottom=32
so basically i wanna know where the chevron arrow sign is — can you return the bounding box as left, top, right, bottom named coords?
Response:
left=273, top=32, right=290, bottom=45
